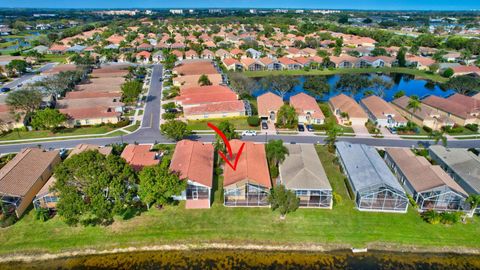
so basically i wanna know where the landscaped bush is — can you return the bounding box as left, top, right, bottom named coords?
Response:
left=423, top=126, right=432, bottom=133
left=247, top=116, right=260, bottom=127
left=162, top=102, right=176, bottom=110
left=465, top=124, right=479, bottom=132
left=442, top=125, right=464, bottom=134
left=107, top=119, right=130, bottom=128
left=407, top=194, right=418, bottom=208
left=333, top=192, right=342, bottom=206
left=162, top=112, right=177, bottom=120
left=422, top=210, right=463, bottom=225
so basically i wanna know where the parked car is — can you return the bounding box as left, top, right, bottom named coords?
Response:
left=242, top=130, right=257, bottom=136
left=0, top=87, right=10, bottom=93
left=16, top=84, right=23, bottom=88
left=261, top=121, right=268, bottom=130
left=298, top=124, right=305, bottom=132
left=306, top=124, right=314, bottom=132
left=165, top=108, right=178, bottom=113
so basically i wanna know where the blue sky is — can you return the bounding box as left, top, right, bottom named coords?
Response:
left=1, top=0, right=479, bottom=10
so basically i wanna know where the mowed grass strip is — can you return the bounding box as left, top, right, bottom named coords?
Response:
left=0, top=146, right=479, bottom=255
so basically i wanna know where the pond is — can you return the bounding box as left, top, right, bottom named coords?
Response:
left=253, top=73, right=455, bottom=102
left=3, top=249, right=480, bottom=269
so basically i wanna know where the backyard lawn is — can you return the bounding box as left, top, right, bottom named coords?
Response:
left=243, top=67, right=449, bottom=83
left=0, top=145, right=479, bottom=256
left=187, top=117, right=259, bottom=131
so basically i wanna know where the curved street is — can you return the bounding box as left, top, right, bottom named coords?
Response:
left=0, top=64, right=479, bottom=154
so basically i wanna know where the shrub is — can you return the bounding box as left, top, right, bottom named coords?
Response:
left=442, top=125, right=464, bottom=134
left=34, top=208, right=50, bottom=222
left=108, top=119, right=130, bottom=128
left=422, top=210, right=441, bottom=224
left=162, top=112, right=177, bottom=120
left=422, top=126, right=432, bottom=133
left=442, top=68, right=454, bottom=78
left=332, top=192, right=342, bottom=206
left=407, top=194, right=418, bottom=208
left=162, top=102, right=176, bottom=110
left=247, top=116, right=260, bottom=127
left=440, top=212, right=462, bottom=225
left=465, top=124, right=479, bottom=132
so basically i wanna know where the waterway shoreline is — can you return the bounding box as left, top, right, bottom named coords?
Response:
left=2, top=242, right=480, bottom=264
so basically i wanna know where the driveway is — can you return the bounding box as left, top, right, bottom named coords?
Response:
left=351, top=124, right=371, bottom=137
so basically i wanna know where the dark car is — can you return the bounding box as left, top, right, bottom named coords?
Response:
left=306, top=124, right=314, bottom=132
left=298, top=124, right=305, bottom=132
left=165, top=108, right=178, bottom=113
left=0, top=87, right=10, bottom=93
left=261, top=121, right=268, bottom=130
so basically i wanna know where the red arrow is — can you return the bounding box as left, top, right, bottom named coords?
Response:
left=208, top=122, right=245, bottom=171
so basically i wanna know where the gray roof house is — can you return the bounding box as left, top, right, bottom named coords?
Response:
left=279, top=144, right=332, bottom=208
left=335, top=142, right=408, bottom=213
left=66, top=45, right=86, bottom=53
left=246, top=48, right=262, bottom=59
left=429, top=145, right=480, bottom=196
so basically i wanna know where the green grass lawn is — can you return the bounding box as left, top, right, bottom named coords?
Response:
left=0, top=126, right=117, bottom=142
left=243, top=67, right=448, bottom=83
left=41, top=54, right=69, bottom=64
left=125, top=121, right=140, bottom=132
left=0, top=145, right=479, bottom=256
left=187, top=117, right=259, bottom=131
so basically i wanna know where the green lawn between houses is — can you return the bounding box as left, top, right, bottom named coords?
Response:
left=187, top=116, right=259, bottom=131
left=0, top=126, right=118, bottom=142
left=0, top=145, right=479, bottom=256
left=243, top=67, right=448, bottom=83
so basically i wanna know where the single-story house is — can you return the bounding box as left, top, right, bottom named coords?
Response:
left=290, top=93, right=325, bottom=125
left=335, top=142, right=409, bottom=213
left=170, top=140, right=214, bottom=209
left=329, top=94, right=368, bottom=126
left=279, top=144, right=333, bottom=208
left=121, top=144, right=160, bottom=171
left=422, top=95, right=479, bottom=126
left=360, top=95, right=407, bottom=128
left=257, top=92, right=284, bottom=122
left=0, top=148, right=61, bottom=218
left=223, top=140, right=271, bottom=207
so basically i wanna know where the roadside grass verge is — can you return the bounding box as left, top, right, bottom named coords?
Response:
left=187, top=117, right=259, bottom=131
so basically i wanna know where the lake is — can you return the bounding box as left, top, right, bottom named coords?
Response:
left=253, top=73, right=455, bottom=102
left=2, top=249, right=480, bottom=269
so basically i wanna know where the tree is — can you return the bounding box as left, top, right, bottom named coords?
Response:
left=325, top=123, right=343, bottom=152
left=466, top=195, right=480, bottom=212
left=335, top=74, right=371, bottom=96
left=5, top=59, right=28, bottom=76
left=442, top=68, right=454, bottom=78
left=370, top=76, right=393, bottom=97
left=265, top=139, right=289, bottom=167
left=396, top=47, right=407, bottom=67
left=406, top=95, right=421, bottom=119
left=214, top=120, right=239, bottom=151
left=393, top=90, right=405, bottom=99
left=276, top=104, right=298, bottom=129
left=160, top=120, right=192, bottom=141
left=430, top=130, right=447, bottom=147
left=138, top=158, right=187, bottom=209
left=30, top=108, right=67, bottom=131
left=445, top=76, right=480, bottom=95
left=228, top=72, right=257, bottom=95
left=198, top=74, right=212, bottom=86
left=268, top=185, right=299, bottom=219
left=6, top=89, right=43, bottom=116
left=260, top=75, right=299, bottom=99
left=121, top=80, right=142, bottom=104
left=53, top=150, right=137, bottom=226
left=302, top=76, right=330, bottom=97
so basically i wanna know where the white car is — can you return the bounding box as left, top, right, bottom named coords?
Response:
left=242, top=130, right=257, bottom=136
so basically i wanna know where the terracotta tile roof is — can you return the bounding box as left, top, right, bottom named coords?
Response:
left=170, top=140, right=214, bottom=187
left=222, top=58, right=241, bottom=66
left=106, top=34, right=125, bottom=44
left=289, top=93, right=325, bottom=119
left=257, top=92, right=283, bottom=116
left=173, top=60, right=218, bottom=75
left=57, top=97, right=123, bottom=109
left=447, top=93, right=480, bottom=114
left=136, top=51, right=151, bottom=58
left=360, top=95, right=407, bottom=123
left=69, top=144, right=113, bottom=157
left=451, top=65, right=480, bottom=74
left=240, top=57, right=258, bottom=68
left=422, top=95, right=471, bottom=119
left=329, top=94, right=368, bottom=119
left=278, top=57, right=298, bottom=65
left=185, top=50, right=198, bottom=57
left=121, top=144, right=159, bottom=171
left=65, top=91, right=121, bottom=99
left=49, top=44, right=69, bottom=52
left=223, top=140, right=271, bottom=188
left=41, top=64, right=78, bottom=75
left=59, top=106, right=120, bottom=120
left=183, top=100, right=245, bottom=115
left=0, top=148, right=59, bottom=197
left=176, top=85, right=238, bottom=106
left=385, top=148, right=467, bottom=195
left=407, top=56, right=435, bottom=66
left=174, top=74, right=223, bottom=89
left=330, top=55, right=358, bottom=65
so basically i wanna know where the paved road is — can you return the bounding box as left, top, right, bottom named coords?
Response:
left=2, top=63, right=56, bottom=89
left=0, top=63, right=479, bottom=153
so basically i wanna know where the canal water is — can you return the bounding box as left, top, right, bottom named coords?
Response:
left=253, top=73, right=455, bottom=102
left=2, top=249, right=480, bottom=270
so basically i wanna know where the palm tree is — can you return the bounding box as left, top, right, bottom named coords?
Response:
left=430, top=130, right=447, bottom=147
left=466, top=195, right=480, bottom=213
left=326, top=123, right=343, bottom=152
left=265, top=139, right=289, bottom=167
left=406, top=95, right=421, bottom=120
